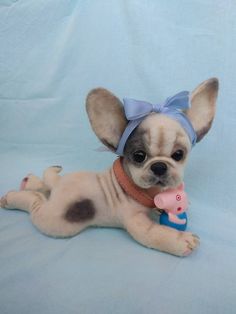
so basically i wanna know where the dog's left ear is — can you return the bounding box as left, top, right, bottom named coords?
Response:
left=86, top=88, right=128, bottom=151
left=186, top=78, right=219, bottom=142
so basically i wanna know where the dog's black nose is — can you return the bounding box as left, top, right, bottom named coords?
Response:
left=151, top=162, right=168, bottom=176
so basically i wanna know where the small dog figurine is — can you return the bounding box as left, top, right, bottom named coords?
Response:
left=0, top=78, right=218, bottom=256
left=154, top=183, right=188, bottom=231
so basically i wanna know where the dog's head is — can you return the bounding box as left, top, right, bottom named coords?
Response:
left=86, top=78, right=218, bottom=191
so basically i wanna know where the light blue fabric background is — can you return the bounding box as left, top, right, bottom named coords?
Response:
left=0, top=1, right=236, bottom=313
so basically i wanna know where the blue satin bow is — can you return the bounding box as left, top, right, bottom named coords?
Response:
left=115, top=91, right=197, bottom=156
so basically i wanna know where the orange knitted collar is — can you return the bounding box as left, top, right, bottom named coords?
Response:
left=113, top=158, right=160, bottom=208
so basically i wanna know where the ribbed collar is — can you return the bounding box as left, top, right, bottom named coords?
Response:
left=113, top=158, right=160, bottom=208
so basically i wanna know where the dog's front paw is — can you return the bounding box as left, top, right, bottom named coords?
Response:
left=174, top=232, right=200, bottom=257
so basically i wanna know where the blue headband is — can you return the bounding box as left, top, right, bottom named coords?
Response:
left=115, top=91, right=197, bottom=156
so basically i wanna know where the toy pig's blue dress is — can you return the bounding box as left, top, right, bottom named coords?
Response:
left=160, top=212, right=187, bottom=231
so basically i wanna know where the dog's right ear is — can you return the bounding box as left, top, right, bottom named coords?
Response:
left=86, top=88, right=128, bottom=152
left=186, top=78, right=219, bottom=142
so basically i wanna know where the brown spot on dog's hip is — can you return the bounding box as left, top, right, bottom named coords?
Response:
left=64, top=199, right=96, bottom=222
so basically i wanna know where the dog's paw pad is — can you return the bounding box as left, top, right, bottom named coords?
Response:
left=20, top=177, right=29, bottom=190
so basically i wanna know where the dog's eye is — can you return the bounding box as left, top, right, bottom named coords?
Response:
left=133, top=150, right=147, bottom=163
left=171, top=150, right=184, bottom=161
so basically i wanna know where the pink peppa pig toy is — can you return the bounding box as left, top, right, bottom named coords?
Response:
left=154, top=183, right=188, bottom=231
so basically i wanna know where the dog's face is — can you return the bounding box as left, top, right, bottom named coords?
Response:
left=86, top=78, right=218, bottom=191
left=122, top=114, right=191, bottom=189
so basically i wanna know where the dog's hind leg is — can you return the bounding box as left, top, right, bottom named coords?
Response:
left=1, top=190, right=47, bottom=213
left=1, top=190, right=89, bottom=238
left=19, top=166, right=62, bottom=197
left=20, top=174, right=50, bottom=197
left=43, top=166, right=62, bottom=190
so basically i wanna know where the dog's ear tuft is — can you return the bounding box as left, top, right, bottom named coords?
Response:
left=186, top=78, right=219, bottom=142
left=86, top=88, right=128, bottom=151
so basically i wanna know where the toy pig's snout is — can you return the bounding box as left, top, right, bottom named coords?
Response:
left=154, top=194, right=166, bottom=209
left=154, top=188, right=188, bottom=213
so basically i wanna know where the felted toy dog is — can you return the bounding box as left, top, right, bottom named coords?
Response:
left=0, top=78, right=219, bottom=257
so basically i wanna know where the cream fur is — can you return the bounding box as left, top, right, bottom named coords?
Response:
left=1, top=166, right=199, bottom=256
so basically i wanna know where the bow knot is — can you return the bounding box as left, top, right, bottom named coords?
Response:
left=123, top=91, right=190, bottom=121
left=152, top=103, right=162, bottom=113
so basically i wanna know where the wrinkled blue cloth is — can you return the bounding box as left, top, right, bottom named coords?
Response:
left=0, top=1, right=236, bottom=314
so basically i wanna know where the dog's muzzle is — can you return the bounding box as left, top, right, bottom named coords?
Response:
left=150, top=162, right=168, bottom=176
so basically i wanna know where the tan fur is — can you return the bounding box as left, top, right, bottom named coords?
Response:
left=0, top=78, right=219, bottom=257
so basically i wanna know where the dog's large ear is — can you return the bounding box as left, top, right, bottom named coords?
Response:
left=86, top=88, right=128, bottom=151
left=186, top=78, right=219, bottom=142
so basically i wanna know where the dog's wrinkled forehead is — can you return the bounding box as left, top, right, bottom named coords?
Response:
left=124, top=113, right=191, bottom=157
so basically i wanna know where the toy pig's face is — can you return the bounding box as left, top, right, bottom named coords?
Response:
left=154, top=183, right=188, bottom=214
